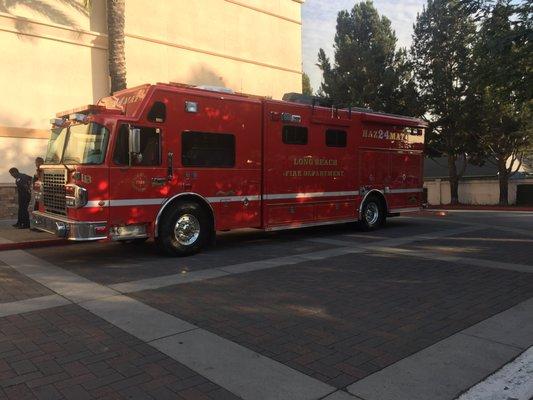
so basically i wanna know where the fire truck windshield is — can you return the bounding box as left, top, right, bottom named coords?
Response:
left=45, top=123, right=109, bottom=165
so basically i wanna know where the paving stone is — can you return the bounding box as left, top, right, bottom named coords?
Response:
left=59, top=384, right=91, bottom=400
left=31, top=384, right=63, bottom=400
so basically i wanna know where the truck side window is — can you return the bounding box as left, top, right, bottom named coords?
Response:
left=113, top=125, right=161, bottom=166
left=326, top=129, right=347, bottom=147
left=282, top=126, right=308, bottom=145
left=148, top=101, right=166, bottom=123
left=182, top=132, right=235, bottom=168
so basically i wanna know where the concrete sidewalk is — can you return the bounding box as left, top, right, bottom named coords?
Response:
left=0, top=219, right=67, bottom=250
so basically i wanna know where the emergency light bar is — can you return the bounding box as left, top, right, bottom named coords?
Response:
left=50, top=118, right=67, bottom=127
left=69, top=113, right=89, bottom=123
left=56, top=104, right=115, bottom=119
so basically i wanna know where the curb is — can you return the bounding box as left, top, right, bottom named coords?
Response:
left=0, top=239, right=69, bottom=252
left=426, top=209, right=533, bottom=213
left=426, top=205, right=533, bottom=212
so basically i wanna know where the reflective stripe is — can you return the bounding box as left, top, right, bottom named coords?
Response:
left=206, top=195, right=261, bottom=203
left=86, top=200, right=109, bottom=208
left=85, top=192, right=359, bottom=208
left=110, top=199, right=167, bottom=207
left=264, top=191, right=360, bottom=200
left=87, top=199, right=169, bottom=207
left=85, top=189, right=422, bottom=209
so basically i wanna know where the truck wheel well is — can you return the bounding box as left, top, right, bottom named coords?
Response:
left=156, top=195, right=215, bottom=239
left=359, top=190, right=388, bottom=219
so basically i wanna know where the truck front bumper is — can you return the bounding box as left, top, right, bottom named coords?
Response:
left=32, top=211, right=108, bottom=241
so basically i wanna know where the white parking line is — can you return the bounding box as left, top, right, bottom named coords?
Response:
left=80, top=295, right=197, bottom=342
left=109, top=268, right=231, bottom=293
left=322, top=390, right=364, bottom=399
left=456, top=346, right=533, bottom=400
left=153, top=329, right=334, bottom=400
left=0, top=294, right=70, bottom=317
left=0, top=250, right=118, bottom=302
left=364, top=247, right=533, bottom=274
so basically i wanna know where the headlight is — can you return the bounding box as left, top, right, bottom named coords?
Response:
left=34, top=181, right=43, bottom=201
left=65, top=184, right=88, bottom=208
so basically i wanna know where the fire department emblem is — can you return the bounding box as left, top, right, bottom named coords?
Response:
left=132, top=173, right=148, bottom=192
left=81, top=174, right=92, bottom=184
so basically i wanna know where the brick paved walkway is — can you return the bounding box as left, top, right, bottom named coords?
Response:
left=132, top=253, right=533, bottom=389
left=0, top=305, right=240, bottom=400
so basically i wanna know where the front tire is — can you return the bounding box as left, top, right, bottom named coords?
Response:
left=360, top=195, right=386, bottom=230
left=157, top=202, right=209, bottom=256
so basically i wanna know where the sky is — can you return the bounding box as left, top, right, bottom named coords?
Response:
left=302, top=0, right=427, bottom=93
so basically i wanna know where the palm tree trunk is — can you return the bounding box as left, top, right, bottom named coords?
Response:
left=107, top=0, right=127, bottom=93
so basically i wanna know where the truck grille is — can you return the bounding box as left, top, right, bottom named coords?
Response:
left=43, top=170, right=67, bottom=215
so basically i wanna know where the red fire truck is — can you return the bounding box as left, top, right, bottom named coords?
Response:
left=33, top=83, right=426, bottom=256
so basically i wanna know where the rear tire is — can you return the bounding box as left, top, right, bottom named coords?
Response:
left=360, top=195, right=386, bottom=230
left=156, top=202, right=209, bottom=256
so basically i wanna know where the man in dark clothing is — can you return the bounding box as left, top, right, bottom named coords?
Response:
left=9, top=167, right=32, bottom=229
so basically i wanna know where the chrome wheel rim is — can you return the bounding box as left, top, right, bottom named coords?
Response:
left=174, top=214, right=200, bottom=246
left=365, top=202, right=380, bottom=226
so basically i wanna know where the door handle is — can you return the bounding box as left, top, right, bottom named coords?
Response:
left=151, top=177, right=166, bottom=186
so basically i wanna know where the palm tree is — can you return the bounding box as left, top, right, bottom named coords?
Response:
left=106, top=0, right=127, bottom=93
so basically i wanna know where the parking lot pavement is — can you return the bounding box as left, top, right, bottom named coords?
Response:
left=131, top=252, right=533, bottom=388
left=400, top=229, right=533, bottom=266
left=23, top=217, right=466, bottom=287
left=0, top=211, right=532, bottom=400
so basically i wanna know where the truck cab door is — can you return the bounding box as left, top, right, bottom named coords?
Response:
left=108, top=123, right=168, bottom=231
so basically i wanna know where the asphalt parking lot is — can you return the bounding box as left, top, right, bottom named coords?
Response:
left=0, top=211, right=532, bottom=400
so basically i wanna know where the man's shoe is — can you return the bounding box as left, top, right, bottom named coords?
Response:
left=12, top=223, right=20, bottom=228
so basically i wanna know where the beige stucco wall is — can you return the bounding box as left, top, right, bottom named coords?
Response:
left=424, top=179, right=532, bottom=205
left=0, top=0, right=303, bottom=184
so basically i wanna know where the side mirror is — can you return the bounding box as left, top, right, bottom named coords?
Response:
left=128, top=126, right=141, bottom=165
left=128, top=126, right=141, bottom=154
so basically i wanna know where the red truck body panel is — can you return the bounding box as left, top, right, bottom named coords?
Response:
left=37, top=83, right=426, bottom=240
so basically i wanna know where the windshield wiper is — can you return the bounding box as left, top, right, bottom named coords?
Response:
left=62, top=157, right=80, bottom=164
